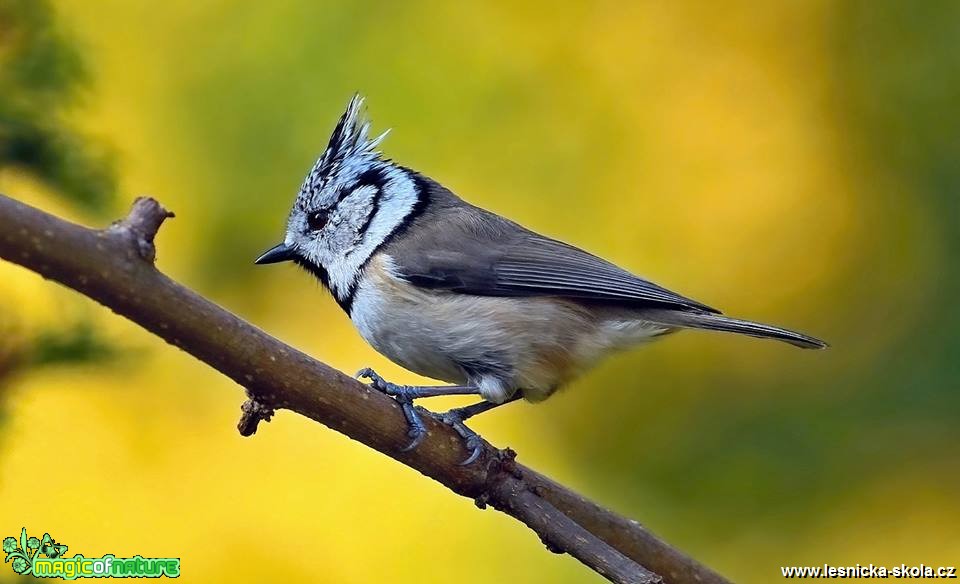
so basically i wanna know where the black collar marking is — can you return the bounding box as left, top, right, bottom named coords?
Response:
left=345, top=168, right=431, bottom=317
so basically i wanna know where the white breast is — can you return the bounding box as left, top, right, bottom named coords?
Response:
left=350, top=260, right=468, bottom=385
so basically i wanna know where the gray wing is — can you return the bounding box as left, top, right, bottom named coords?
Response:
left=388, top=200, right=718, bottom=313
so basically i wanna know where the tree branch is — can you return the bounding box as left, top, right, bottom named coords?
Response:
left=0, top=193, right=731, bottom=584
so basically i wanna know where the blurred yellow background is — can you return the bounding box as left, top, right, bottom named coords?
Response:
left=1, top=1, right=958, bottom=582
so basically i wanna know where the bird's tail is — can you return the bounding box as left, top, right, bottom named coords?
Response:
left=645, top=309, right=828, bottom=349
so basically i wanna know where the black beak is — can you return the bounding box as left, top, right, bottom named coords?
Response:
left=254, top=243, right=295, bottom=265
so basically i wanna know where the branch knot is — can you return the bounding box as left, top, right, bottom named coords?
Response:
left=238, top=395, right=276, bottom=437
left=108, top=196, right=174, bottom=262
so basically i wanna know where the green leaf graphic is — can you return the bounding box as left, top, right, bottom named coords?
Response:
left=9, top=529, right=34, bottom=575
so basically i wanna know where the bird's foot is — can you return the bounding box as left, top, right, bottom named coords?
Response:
left=355, top=367, right=485, bottom=464
left=356, top=367, right=429, bottom=451
left=356, top=367, right=423, bottom=398
left=433, top=406, right=485, bottom=466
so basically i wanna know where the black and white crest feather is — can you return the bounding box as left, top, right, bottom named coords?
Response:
left=296, top=94, right=390, bottom=211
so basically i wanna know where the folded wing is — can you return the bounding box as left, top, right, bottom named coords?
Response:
left=389, top=207, right=718, bottom=314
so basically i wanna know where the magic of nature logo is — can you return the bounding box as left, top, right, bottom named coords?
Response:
left=3, top=528, right=180, bottom=579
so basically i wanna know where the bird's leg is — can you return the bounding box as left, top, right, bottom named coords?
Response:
left=355, top=367, right=519, bottom=464
left=356, top=367, right=479, bottom=399
left=433, top=396, right=521, bottom=465
left=356, top=367, right=482, bottom=453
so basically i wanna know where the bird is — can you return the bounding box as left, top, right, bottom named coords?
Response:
left=256, top=94, right=827, bottom=464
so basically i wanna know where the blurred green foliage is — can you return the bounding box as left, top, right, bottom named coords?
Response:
left=0, top=0, right=117, bottom=428
left=29, top=322, right=117, bottom=367
left=0, top=0, right=114, bottom=211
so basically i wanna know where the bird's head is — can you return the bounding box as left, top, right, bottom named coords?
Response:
left=256, top=95, right=422, bottom=305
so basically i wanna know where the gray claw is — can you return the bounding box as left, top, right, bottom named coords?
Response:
left=438, top=410, right=485, bottom=466
left=355, top=367, right=384, bottom=388
left=459, top=437, right=483, bottom=466
left=401, top=425, right=427, bottom=452
left=356, top=368, right=409, bottom=398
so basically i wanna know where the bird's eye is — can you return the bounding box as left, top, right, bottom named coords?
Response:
left=307, top=209, right=330, bottom=231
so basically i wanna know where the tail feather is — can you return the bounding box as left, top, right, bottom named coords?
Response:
left=645, top=309, right=828, bottom=350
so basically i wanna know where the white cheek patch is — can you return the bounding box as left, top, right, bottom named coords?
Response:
left=357, top=168, right=418, bottom=256
left=323, top=171, right=418, bottom=300
left=335, top=185, right=378, bottom=240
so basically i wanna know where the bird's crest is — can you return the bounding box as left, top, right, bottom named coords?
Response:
left=297, top=94, right=390, bottom=206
